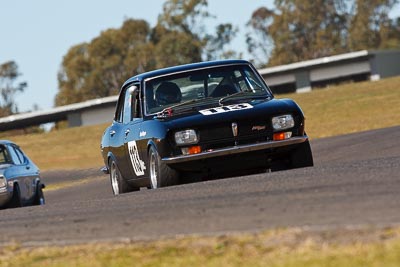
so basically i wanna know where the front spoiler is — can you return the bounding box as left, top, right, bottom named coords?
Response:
left=162, top=136, right=308, bottom=164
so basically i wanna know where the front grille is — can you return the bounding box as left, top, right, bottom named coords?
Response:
left=199, top=119, right=272, bottom=150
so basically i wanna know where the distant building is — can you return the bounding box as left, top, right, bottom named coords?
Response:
left=1, top=50, right=400, bottom=131
left=259, top=50, right=400, bottom=94
left=0, top=96, right=118, bottom=131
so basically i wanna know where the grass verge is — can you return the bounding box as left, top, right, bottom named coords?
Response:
left=2, top=76, right=400, bottom=171
left=279, top=76, right=400, bottom=138
left=4, top=123, right=108, bottom=170
left=43, top=176, right=105, bottom=191
left=1, top=226, right=400, bottom=267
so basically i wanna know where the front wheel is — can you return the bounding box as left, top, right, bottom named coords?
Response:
left=109, top=158, right=134, bottom=195
left=34, top=182, right=45, bottom=205
left=148, top=146, right=179, bottom=189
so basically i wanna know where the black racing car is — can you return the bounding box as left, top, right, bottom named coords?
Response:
left=0, top=140, right=45, bottom=208
left=100, top=60, right=313, bottom=195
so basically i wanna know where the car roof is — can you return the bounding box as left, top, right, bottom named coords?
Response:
left=122, top=59, right=252, bottom=88
left=0, top=140, right=15, bottom=146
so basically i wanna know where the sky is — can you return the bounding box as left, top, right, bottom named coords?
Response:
left=0, top=0, right=273, bottom=113
left=1, top=1, right=399, bottom=113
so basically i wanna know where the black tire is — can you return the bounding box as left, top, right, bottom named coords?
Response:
left=148, top=146, right=179, bottom=189
left=34, top=183, right=45, bottom=205
left=109, top=158, right=134, bottom=195
left=8, top=184, right=22, bottom=208
left=290, top=140, right=314, bottom=169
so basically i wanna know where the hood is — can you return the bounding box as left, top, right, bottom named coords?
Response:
left=162, top=98, right=303, bottom=129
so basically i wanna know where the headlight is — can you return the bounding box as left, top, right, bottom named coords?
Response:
left=272, top=114, right=294, bottom=130
left=175, top=129, right=199, bottom=145
left=0, top=176, right=6, bottom=188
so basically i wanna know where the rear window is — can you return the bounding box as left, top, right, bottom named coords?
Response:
left=7, top=145, right=24, bottom=165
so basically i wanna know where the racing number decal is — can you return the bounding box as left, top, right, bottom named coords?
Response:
left=199, top=103, right=253, bottom=115
left=128, top=141, right=146, bottom=176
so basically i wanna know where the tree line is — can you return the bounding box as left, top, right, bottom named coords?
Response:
left=54, top=0, right=239, bottom=106
left=247, top=0, right=400, bottom=66
left=1, top=0, right=399, bottom=114
left=0, top=61, right=27, bottom=117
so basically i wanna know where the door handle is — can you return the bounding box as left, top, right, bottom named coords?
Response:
left=124, top=129, right=130, bottom=135
left=110, top=130, right=116, bottom=137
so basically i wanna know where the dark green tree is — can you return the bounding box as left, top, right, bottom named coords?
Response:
left=155, top=0, right=208, bottom=64
left=386, top=17, right=400, bottom=48
left=56, top=43, right=91, bottom=106
left=56, top=0, right=239, bottom=106
left=157, top=0, right=210, bottom=35
left=245, top=7, right=275, bottom=66
left=247, top=0, right=348, bottom=66
left=154, top=31, right=202, bottom=68
left=56, top=19, right=154, bottom=106
left=0, top=61, right=27, bottom=117
left=157, top=0, right=239, bottom=61
left=247, top=0, right=400, bottom=67
left=348, top=0, right=399, bottom=50
left=204, top=24, right=240, bottom=60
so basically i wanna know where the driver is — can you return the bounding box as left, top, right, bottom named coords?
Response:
left=156, top=82, right=182, bottom=106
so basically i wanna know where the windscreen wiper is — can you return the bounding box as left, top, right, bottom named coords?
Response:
left=218, top=91, right=269, bottom=106
left=157, top=97, right=212, bottom=118
left=218, top=91, right=248, bottom=106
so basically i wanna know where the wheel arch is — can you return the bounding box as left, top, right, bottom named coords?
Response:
left=33, top=177, right=41, bottom=186
left=106, top=151, right=118, bottom=168
left=12, top=180, right=20, bottom=192
left=146, top=139, right=158, bottom=155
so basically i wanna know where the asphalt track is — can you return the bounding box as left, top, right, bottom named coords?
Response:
left=0, top=126, right=399, bottom=246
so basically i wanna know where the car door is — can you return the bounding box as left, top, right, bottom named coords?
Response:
left=14, top=146, right=40, bottom=202
left=122, top=84, right=147, bottom=180
left=106, top=93, right=127, bottom=178
left=107, top=84, right=137, bottom=180
left=6, top=145, right=33, bottom=204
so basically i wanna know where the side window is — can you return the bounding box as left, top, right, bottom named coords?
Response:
left=114, top=93, right=125, bottom=123
left=132, top=89, right=141, bottom=119
left=8, top=146, right=23, bottom=165
left=122, top=87, right=133, bottom=124
left=122, top=85, right=141, bottom=124
left=14, top=147, right=27, bottom=164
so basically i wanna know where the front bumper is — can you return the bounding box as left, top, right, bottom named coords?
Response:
left=162, top=135, right=308, bottom=164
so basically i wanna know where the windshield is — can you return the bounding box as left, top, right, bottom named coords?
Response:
left=144, top=64, right=271, bottom=115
